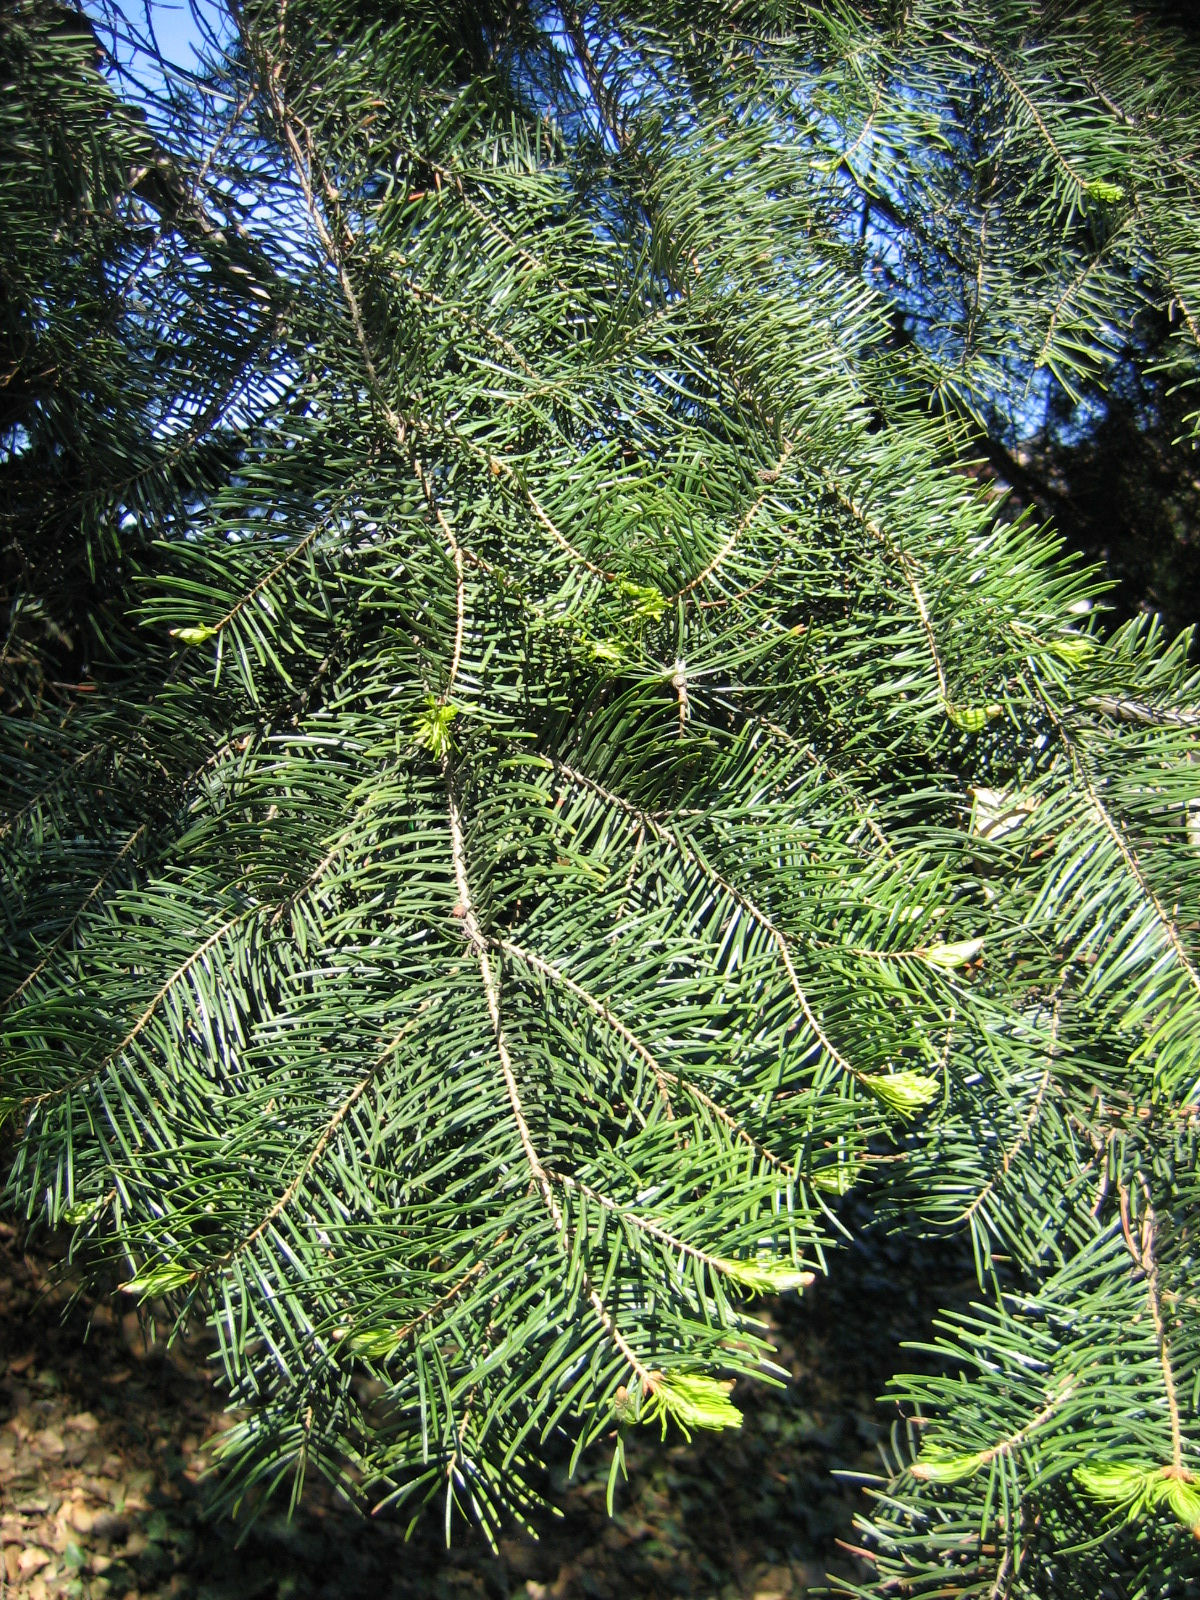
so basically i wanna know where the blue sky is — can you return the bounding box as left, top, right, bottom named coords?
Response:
left=86, top=0, right=230, bottom=88
left=144, top=0, right=215, bottom=64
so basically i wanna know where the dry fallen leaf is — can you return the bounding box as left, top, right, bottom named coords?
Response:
left=17, top=1545, right=51, bottom=1577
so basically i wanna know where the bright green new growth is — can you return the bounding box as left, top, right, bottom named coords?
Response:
left=170, top=624, right=222, bottom=648
left=1075, top=1462, right=1200, bottom=1540
left=3, top=0, right=1200, bottom=1592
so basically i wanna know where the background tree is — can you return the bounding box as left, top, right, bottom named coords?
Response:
left=2, top=3, right=1200, bottom=1595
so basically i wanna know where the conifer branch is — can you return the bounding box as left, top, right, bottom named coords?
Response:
left=670, top=439, right=794, bottom=601
left=20, top=908, right=255, bottom=1115
left=0, top=664, right=180, bottom=844
left=502, top=919, right=797, bottom=1171
left=485, top=454, right=619, bottom=581
left=190, top=999, right=438, bottom=1287
left=497, top=938, right=676, bottom=1119
left=8, top=3, right=1200, bottom=1574
left=911, top=1378, right=1076, bottom=1480
left=1134, top=1176, right=1187, bottom=1478
left=446, top=775, right=660, bottom=1393
left=207, top=521, right=324, bottom=638
left=254, top=47, right=481, bottom=720
left=560, top=4, right=627, bottom=153
left=3, top=822, right=147, bottom=1010
left=835, top=85, right=883, bottom=176
left=400, top=144, right=558, bottom=283
left=400, top=276, right=538, bottom=381
left=958, top=997, right=1062, bottom=1228
left=385, top=1258, right=490, bottom=1351
left=1032, top=228, right=1129, bottom=376
left=749, top=717, right=894, bottom=858
left=545, top=756, right=863, bottom=1086
left=1033, top=675, right=1200, bottom=1003
left=550, top=1170, right=813, bottom=1288
left=498, top=297, right=681, bottom=415
left=443, top=766, right=559, bottom=1220
left=1085, top=695, right=1200, bottom=729
left=970, top=49, right=1091, bottom=198
left=817, top=469, right=951, bottom=706
left=414, top=457, right=467, bottom=703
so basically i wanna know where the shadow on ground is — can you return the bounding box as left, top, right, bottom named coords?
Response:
left=0, top=1217, right=975, bottom=1600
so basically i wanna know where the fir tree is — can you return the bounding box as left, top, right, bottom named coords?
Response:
left=3, top=2, right=1200, bottom=1593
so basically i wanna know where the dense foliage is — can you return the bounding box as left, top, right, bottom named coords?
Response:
left=3, top=2, right=1200, bottom=1592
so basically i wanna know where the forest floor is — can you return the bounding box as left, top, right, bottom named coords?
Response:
left=0, top=1215, right=975, bottom=1600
